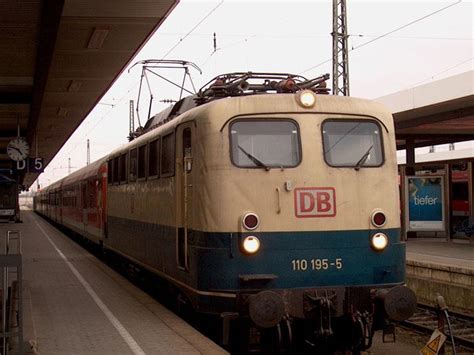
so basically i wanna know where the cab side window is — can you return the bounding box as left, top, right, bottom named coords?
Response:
left=120, top=153, right=127, bottom=183
left=161, top=132, right=175, bottom=177
left=129, top=148, right=138, bottom=182
left=138, top=145, right=147, bottom=179
left=149, top=138, right=160, bottom=178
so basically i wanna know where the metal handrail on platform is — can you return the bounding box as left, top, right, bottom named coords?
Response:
left=0, top=231, right=23, bottom=355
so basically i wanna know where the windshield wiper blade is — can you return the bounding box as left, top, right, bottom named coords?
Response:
left=354, top=145, right=373, bottom=171
left=238, top=145, right=270, bottom=171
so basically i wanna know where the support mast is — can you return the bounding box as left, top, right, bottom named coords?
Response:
left=332, top=0, right=350, bottom=96
left=86, top=139, right=90, bottom=166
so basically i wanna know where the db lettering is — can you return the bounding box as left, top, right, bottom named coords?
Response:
left=295, top=188, right=336, bottom=218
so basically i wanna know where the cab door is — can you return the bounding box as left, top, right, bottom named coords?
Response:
left=175, top=123, right=194, bottom=271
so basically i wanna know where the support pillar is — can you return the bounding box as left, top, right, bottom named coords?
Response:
left=405, top=140, right=416, bottom=239
left=400, top=165, right=407, bottom=241
left=444, top=164, right=451, bottom=242
left=405, top=140, right=415, bottom=175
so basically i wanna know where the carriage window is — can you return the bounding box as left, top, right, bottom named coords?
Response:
left=149, top=138, right=160, bottom=177
left=138, top=145, right=146, bottom=179
left=88, top=179, right=95, bottom=207
left=129, top=148, right=137, bottom=182
left=81, top=184, right=87, bottom=208
left=230, top=120, right=301, bottom=168
left=322, top=120, right=383, bottom=168
left=161, top=132, right=175, bottom=176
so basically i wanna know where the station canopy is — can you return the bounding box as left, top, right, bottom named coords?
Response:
left=376, top=71, right=474, bottom=151
left=0, top=0, right=178, bottom=188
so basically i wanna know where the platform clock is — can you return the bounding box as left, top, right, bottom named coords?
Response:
left=7, top=137, right=30, bottom=162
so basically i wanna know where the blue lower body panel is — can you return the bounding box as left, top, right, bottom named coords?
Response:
left=104, top=216, right=404, bottom=304
left=195, top=228, right=405, bottom=292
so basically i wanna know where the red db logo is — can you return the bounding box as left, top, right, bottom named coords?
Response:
left=294, top=188, right=336, bottom=218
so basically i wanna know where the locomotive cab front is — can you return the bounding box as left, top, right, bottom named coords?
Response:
left=190, top=91, right=416, bottom=352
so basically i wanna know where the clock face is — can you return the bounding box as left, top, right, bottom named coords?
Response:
left=7, top=137, right=30, bottom=161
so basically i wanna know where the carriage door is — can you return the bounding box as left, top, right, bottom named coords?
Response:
left=81, top=181, right=88, bottom=228
left=59, top=189, right=63, bottom=224
left=176, top=124, right=194, bottom=271
left=99, top=167, right=108, bottom=239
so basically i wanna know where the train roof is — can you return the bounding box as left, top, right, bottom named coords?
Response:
left=109, top=92, right=393, bottom=157
left=201, top=92, right=393, bottom=120
left=38, top=157, right=106, bottom=193
left=126, top=71, right=393, bottom=146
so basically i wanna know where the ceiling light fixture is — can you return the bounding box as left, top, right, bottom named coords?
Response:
left=87, top=27, right=109, bottom=49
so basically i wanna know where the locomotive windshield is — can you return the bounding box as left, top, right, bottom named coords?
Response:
left=230, top=120, right=301, bottom=168
left=322, top=120, right=383, bottom=168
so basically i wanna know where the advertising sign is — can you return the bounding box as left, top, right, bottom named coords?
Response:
left=405, top=176, right=445, bottom=231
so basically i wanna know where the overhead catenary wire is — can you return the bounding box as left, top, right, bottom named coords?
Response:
left=161, top=0, right=224, bottom=60
left=200, top=35, right=257, bottom=68
left=299, top=0, right=463, bottom=75
left=405, top=56, right=473, bottom=89
left=349, top=0, right=462, bottom=52
left=349, top=34, right=473, bottom=41
left=155, top=32, right=328, bottom=38
left=154, top=32, right=473, bottom=41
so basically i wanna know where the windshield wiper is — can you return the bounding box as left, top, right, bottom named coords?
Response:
left=354, top=145, right=373, bottom=171
left=238, top=145, right=270, bottom=171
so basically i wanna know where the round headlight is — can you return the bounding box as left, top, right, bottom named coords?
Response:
left=297, top=90, right=316, bottom=108
left=242, top=212, right=260, bottom=230
left=371, top=233, right=388, bottom=251
left=242, top=236, right=261, bottom=254
left=371, top=210, right=387, bottom=228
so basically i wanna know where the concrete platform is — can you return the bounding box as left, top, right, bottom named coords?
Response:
left=0, top=211, right=227, bottom=354
left=406, top=238, right=474, bottom=316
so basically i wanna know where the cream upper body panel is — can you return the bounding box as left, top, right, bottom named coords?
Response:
left=193, top=94, right=400, bottom=233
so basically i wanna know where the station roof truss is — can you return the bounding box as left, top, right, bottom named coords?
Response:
left=0, top=0, right=179, bottom=188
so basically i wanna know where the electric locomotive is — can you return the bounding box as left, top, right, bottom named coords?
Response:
left=35, top=70, right=416, bottom=353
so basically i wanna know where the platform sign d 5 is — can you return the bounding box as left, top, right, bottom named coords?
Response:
left=12, top=157, right=44, bottom=173
left=405, top=176, right=445, bottom=232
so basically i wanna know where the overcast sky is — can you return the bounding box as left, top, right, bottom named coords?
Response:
left=35, top=0, right=473, bottom=189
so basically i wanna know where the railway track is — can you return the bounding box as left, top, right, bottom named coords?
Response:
left=401, top=305, right=474, bottom=351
